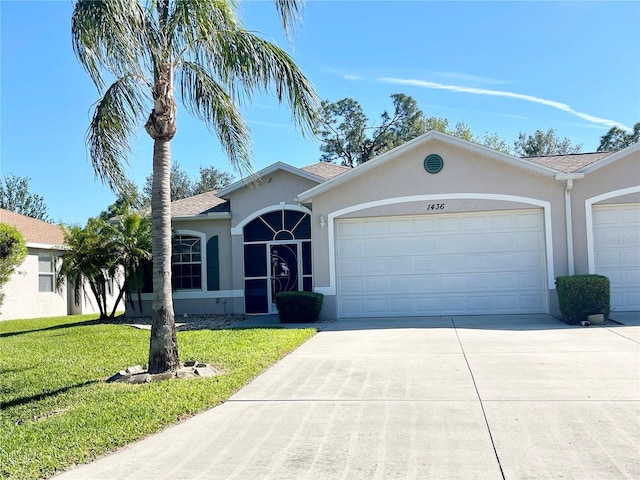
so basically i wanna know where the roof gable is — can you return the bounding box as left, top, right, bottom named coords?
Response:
left=0, top=209, right=64, bottom=246
left=297, top=130, right=559, bottom=202
left=216, top=162, right=327, bottom=198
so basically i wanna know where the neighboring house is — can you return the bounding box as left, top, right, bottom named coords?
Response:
left=131, top=131, right=640, bottom=320
left=0, top=209, right=119, bottom=321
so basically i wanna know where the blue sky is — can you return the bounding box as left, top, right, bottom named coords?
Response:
left=1, top=1, right=638, bottom=225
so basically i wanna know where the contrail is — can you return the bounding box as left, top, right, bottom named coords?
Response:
left=378, top=77, right=631, bottom=131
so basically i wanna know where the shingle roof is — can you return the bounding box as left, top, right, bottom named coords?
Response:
left=0, top=208, right=65, bottom=246
left=300, top=162, right=351, bottom=179
left=170, top=191, right=229, bottom=217
left=522, top=152, right=612, bottom=174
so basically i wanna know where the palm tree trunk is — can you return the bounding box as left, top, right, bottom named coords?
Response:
left=148, top=137, right=179, bottom=373
left=145, top=54, right=179, bottom=374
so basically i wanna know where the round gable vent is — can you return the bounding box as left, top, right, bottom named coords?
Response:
left=424, top=154, right=444, bottom=174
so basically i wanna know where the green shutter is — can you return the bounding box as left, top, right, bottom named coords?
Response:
left=207, top=236, right=220, bottom=291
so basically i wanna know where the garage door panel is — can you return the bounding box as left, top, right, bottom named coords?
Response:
left=519, top=273, right=545, bottom=288
left=624, top=270, right=640, bottom=285
left=387, top=219, right=412, bottom=234
left=516, top=211, right=543, bottom=228
left=338, top=259, right=362, bottom=276
left=336, top=221, right=361, bottom=236
left=624, top=249, right=640, bottom=264
left=362, top=221, right=387, bottom=235
left=338, top=239, right=362, bottom=258
left=521, top=294, right=546, bottom=310
left=363, top=259, right=386, bottom=275
left=518, top=253, right=546, bottom=269
left=340, top=278, right=363, bottom=294
left=436, top=217, right=462, bottom=232
left=337, top=210, right=548, bottom=318
left=624, top=292, right=640, bottom=309
left=593, top=204, right=640, bottom=312
left=515, top=232, right=544, bottom=250
left=386, top=258, right=413, bottom=275
left=364, top=278, right=388, bottom=293
left=412, top=218, right=437, bottom=233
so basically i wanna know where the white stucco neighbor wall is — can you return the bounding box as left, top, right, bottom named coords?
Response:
left=68, top=268, right=125, bottom=317
left=0, top=247, right=67, bottom=321
left=1, top=246, right=125, bottom=322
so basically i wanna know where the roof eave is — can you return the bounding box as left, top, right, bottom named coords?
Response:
left=26, top=242, right=67, bottom=250
left=217, top=162, right=326, bottom=198
left=577, top=142, right=640, bottom=174
left=172, top=212, right=232, bottom=222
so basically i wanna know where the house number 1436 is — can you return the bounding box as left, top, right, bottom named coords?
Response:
left=427, top=203, right=445, bottom=210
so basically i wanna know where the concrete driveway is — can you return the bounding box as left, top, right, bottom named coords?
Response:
left=56, top=315, right=640, bottom=480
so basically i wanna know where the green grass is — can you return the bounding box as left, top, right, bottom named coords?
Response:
left=0, top=314, right=315, bottom=480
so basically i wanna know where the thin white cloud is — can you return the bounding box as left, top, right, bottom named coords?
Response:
left=378, top=77, right=631, bottom=131
left=495, top=113, right=529, bottom=120
left=344, top=74, right=364, bottom=81
left=434, top=72, right=508, bottom=85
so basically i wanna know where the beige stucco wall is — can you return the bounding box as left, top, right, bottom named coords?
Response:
left=0, top=247, right=67, bottom=321
left=227, top=171, right=319, bottom=229
left=126, top=218, right=236, bottom=317
left=125, top=170, right=323, bottom=317
left=307, top=139, right=570, bottom=319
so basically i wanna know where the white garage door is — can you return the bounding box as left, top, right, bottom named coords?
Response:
left=593, top=203, right=640, bottom=312
left=336, top=209, right=548, bottom=318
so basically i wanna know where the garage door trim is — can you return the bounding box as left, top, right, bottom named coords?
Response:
left=585, top=185, right=640, bottom=273
left=315, top=193, right=554, bottom=299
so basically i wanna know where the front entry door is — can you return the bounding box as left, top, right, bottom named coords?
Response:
left=268, top=243, right=300, bottom=313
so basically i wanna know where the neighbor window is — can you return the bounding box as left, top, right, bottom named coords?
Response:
left=172, top=235, right=202, bottom=290
left=38, top=253, right=54, bottom=292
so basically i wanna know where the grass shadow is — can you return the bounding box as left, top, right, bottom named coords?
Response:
left=3, top=380, right=99, bottom=410
left=0, top=318, right=113, bottom=338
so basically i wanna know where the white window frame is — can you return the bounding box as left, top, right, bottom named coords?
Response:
left=172, top=230, right=207, bottom=292
left=38, top=253, right=55, bottom=293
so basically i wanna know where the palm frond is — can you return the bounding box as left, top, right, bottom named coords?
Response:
left=169, top=0, right=240, bottom=57
left=272, top=0, right=304, bottom=39
left=87, top=76, right=148, bottom=194
left=71, top=0, right=148, bottom=90
left=178, top=61, right=252, bottom=176
left=210, top=29, right=319, bottom=136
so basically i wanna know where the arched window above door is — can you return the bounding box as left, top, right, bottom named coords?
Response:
left=244, top=210, right=311, bottom=242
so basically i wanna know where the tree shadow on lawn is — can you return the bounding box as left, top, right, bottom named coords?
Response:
left=3, top=380, right=99, bottom=411
left=0, top=318, right=110, bottom=338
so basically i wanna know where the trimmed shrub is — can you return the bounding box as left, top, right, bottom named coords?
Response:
left=555, top=274, right=610, bottom=323
left=275, top=291, right=324, bottom=323
left=0, top=223, right=27, bottom=309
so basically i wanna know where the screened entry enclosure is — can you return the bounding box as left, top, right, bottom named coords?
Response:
left=243, top=210, right=313, bottom=313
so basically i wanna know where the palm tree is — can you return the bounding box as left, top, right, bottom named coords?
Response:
left=104, top=206, right=152, bottom=317
left=58, top=219, right=115, bottom=320
left=71, top=0, right=318, bottom=373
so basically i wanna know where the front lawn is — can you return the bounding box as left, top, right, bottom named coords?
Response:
left=0, top=314, right=315, bottom=480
